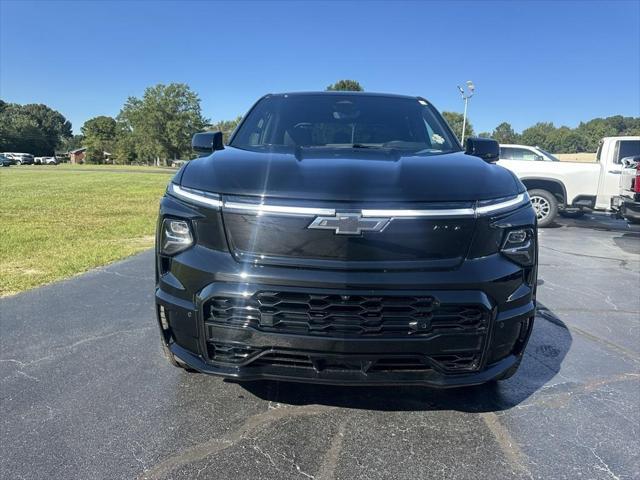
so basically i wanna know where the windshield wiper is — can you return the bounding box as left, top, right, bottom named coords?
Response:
left=294, top=144, right=383, bottom=149
left=351, top=144, right=383, bottom=149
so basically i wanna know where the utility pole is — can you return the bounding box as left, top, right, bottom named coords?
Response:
left=457, top=81, right=475, bottom=144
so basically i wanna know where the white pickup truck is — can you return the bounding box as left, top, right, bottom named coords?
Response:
left=498, top=137, right=640, bottom=226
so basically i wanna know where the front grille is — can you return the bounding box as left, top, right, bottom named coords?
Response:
left=251, top=352, right=434, bottom=373
left=207, top=343, right=259, bottom=363
left=205, top=291, right=488, bottom=338
left=252, top=352, right=315, bottom=369
left=431, top=353, right=481, bottom=371
left=206, top=343, right=480, bottom=373
left=233, top=350, right=479, bottom=373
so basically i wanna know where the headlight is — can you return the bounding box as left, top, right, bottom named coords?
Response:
left=500, top=228, right=535, bottom=266
left=160, top=218, right=194, bottom=255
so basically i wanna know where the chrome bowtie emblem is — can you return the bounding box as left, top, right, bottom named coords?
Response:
left=308, top=213, right=390, bottom=235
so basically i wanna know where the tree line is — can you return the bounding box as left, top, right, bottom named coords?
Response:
left=477, top=117, right=640, bottom=152
left=1, top=79, right=638, bottom=163
left=0, top=100, right=73, bottom=156
left=0, top=84, right=208, bottom=164
left=82, top=83, right=208, bottom=165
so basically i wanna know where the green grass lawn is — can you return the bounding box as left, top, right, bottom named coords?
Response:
left=0, top=167, right=173, bottom=296
left=22, top=163, right=177, bottom=172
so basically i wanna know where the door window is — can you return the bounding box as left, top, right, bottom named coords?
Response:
left=501, top=147, right=540, bottom=161
left=615, top=140, right=640, bottom=163
left=500, top=147, right=514, bottom=159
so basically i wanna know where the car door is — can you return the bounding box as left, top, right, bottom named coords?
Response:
left=498, top=146, right=543, bottom=174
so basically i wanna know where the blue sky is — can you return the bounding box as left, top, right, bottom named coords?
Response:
left=1, top=0, right=639, bottom=134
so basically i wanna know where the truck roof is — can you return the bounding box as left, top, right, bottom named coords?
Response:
left=598, top=136, right=640, bottom=141
left=267, top=91, right=429, bottom=102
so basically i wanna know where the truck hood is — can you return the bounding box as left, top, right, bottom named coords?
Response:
left=179, top=146, right=523, bottom=202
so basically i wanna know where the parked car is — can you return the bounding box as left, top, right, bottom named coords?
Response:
left=500, top=144, right=561, bottom=162
left=170, top=160, right=188, bottom=168
left=2, top=152, right=34, bottom=165
left=34, top=156, right=58, bottom=165
left=154, top=92, right=537, bottom=387
left=0, top=154, right=12, bottom=167
left=612, top=156, right=640, bottom=224
left=498, top=137, right=640, bottom=226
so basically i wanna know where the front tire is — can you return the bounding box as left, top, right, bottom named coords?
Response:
left=528, top=189, right=558, bottom=227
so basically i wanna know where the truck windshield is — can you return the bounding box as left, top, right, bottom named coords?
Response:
left=230, top=94, right=461, bottom=155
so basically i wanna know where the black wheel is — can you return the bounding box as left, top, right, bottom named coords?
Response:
left=559, top=210, right=585, bottom=218
left=160, top=341, right=199, bottom=373
left=626, top=217, right=640, bottom=225
left=528, top=189, right=558, bottom=227
left=494, top=357, right=522, bottom=381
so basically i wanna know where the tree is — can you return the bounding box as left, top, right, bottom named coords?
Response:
left=209, top=116, right=243, bottom=144
left=0, top=101, right=72, bottom=155
left=326, top=80, right=364, bottom=91
left=117, top=83, right=208, bottom=165
left=491, top=122, right=520, bottom=144
left=620, top=117, right=640, bottom=136
left=576, top=119, right=616, bottom=151
left=81, top=116, right=116, bottom=163
left=546, top=127, right=587, bottom=153
left=520, top=122, right=557, bottom=150
left=442, top=111, right=475, bottom=142
left=58, top=134, right=84, bottom=153
left=113, top=123, right=137, bottom=164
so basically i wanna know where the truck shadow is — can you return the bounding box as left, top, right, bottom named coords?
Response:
left=556, top=212, right=637, bottom=233
left=237, top=302, right=571, bottom=413
left=613, top=232, right=640, bottom=255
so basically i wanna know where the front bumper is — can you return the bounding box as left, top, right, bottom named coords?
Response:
left=155, top=246, right=536, bottom=387
left=167, top=342, right=523, bottom=387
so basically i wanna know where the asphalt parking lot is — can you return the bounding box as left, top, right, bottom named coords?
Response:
left=1, top=213, right=638, bottom=480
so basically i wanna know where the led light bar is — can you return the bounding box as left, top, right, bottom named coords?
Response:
left=361, top=207, right=475, bottom=218
left=168, top=183, right=222, bottom=208
left=169, top=183, right=529, bottom=218
left=475, top=193, right=529, bottom=215
left=223, top=202, right=335, bottom=216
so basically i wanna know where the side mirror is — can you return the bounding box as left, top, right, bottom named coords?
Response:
left=465, top=137, right=500, bottom=163
left=192, top=131, right=224, bottom=156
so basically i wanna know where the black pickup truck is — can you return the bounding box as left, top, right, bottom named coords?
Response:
left=154, top=92, right=537, bottom=387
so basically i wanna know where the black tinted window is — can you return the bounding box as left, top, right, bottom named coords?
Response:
left=231, top=94, right=459, bottom=155
left=617, top=140, right=640, bottom=163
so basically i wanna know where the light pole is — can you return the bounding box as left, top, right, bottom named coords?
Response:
left=457, top=80, right=475, bottom=144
